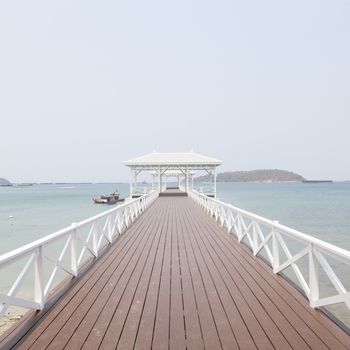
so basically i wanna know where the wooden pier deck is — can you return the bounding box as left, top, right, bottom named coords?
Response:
left=2, top=196, right=350, bottom=349
left=159, top=189, right=188, bottom=196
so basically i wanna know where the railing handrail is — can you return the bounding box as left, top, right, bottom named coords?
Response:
left=190, top=190, right=350, bottom=261
left=189, top=188, right=350, bottom=325
left=0, top=190, right=159, bottom=319
left=0, top=191, right=158, bottom=270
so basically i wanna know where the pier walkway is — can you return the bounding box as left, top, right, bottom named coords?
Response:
left=1, top=196, right=350, bottom=349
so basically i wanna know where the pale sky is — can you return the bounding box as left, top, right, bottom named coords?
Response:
left=0, top=0, right=349, bottom=182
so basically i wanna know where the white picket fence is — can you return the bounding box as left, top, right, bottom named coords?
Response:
left=0, top=190, right=158, bottom=319
left=189, top=190, right=350, bottom=313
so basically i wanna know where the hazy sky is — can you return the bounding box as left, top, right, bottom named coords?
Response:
left=0, top=0, right=349, bottom=182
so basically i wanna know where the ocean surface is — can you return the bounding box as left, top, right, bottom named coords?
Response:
left=0, top=183, right=130, bottom=255
left=1, top=182, right=349, bottom=255
left=0, top=182, right=350, bottom=324
left=217, top=182, right=350, bottom=251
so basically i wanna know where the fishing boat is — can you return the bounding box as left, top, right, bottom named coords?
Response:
left=92, top=190, right=124, bottom=205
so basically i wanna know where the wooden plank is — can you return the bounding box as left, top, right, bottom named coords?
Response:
left=151, top=200, right=172, bottom=350
left=159, top=189, right=187, bottom=197
left=47, top=204, right=161, bottom=350
left=183, top=202, right=263, bottom=350
left=2, top=209, right=150, bottom=350
left=192, top=202, right=350, bottom=349
left=180, top=203, right=227, bottom=349
left=169, top=200, right=186, bottom=350
left=18, top=200, right=162, bottom=350
left=184, top=202, right=265, bottom=350
left=197, top=210, right=330, bottom=349
left=203, top=210, right=350, bottom=349
left=133, top=201, right=171, bottom=350
left=78, top=202, right=165, bottom=350
left=192, top=206, right=308, bottom=349
left=105, top=200, right=167, bottom=349
left=175, top=200, right=205, bottom=350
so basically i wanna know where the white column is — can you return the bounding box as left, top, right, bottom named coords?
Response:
left=214, top=168, right=217, bottom=198
left=165, top=175, right=167, bottom=189
left=158, top=168, right=162, bottom=192
left=130, top=169, right=133, bottom=197
left=177, top=175, right=180, bottom=188
left=185, top=168, right=189, bottom=193
left=152, top=175, right=154, bottom=190
left=34, top=246, right=44, bottom=308
left=309, top=244, right=320, bottom=308
left=191, top=173, right=194, bottom=190
left=134, top=171, right=137, bottom=194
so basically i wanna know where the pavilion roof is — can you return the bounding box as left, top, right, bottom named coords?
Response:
left=123, top=151, right=222, bottom=167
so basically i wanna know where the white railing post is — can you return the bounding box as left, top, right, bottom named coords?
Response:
left=34, top=246, right=44, bottom=309
left=0, top=191, right=158, bottom=319
left=272, top=221, right=279, bottom=273
left=309, top=244, right=319, bottom=307
left=71, top=224, right=78, bottom=276
left=253, top=222, right=258, bottom=255
left=237, top=215, right=243, bottom=240
left=92, top=224, right=98, bottom=257
left=187, top=189, right=350, bottom=321
left=108, top=214, right=114, bottom=242
left=226, top=209, right=232, bottom=233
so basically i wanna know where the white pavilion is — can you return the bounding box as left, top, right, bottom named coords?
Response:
left=123, top=151, right=222, bottom=198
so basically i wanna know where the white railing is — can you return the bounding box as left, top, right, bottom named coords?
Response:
left=198, top=185, right=215, bottom=194
left=0, top=190, right=158, bottom=319
left=189, top=190, right=350, bottom=314
left=132, top=186, right=152, bottom=196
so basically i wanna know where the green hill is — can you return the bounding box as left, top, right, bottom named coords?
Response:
left=197, top=169, right=305, bottom=183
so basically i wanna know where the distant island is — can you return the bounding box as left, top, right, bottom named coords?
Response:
left=196, top=169, right=306, bottom=183
left=0, top=177, right=12, bottom=186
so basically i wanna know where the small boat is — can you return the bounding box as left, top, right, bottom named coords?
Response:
left=92, top=190, right=125, bottom=205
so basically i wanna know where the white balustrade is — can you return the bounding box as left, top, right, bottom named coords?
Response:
left=0, top=190, right=158, bottom=319
left=189, top=190, right=350, bottom=315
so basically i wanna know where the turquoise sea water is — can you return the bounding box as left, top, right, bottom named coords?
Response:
left=217, top=182, right=350, bottom=251
left=0, top=183, right=130, bottom=255
left=0, top=182, right=349, bottom=254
